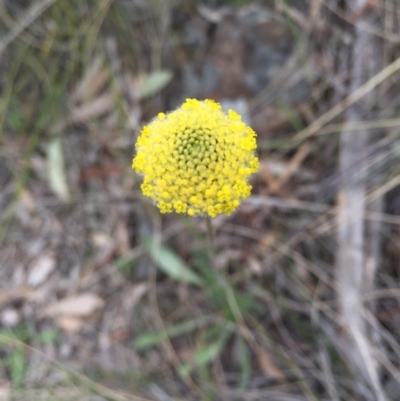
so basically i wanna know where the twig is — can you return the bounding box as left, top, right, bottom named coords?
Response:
left=335, top=2, right=385, bottom=399
left=246, top=195, right=400, bottom=226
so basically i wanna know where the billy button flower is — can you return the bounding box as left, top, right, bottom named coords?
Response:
left=132, top=98, right=259, bottom=218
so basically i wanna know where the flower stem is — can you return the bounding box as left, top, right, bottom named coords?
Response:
left=206, top=216, right=214, bottom=256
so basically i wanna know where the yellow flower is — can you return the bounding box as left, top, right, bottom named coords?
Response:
left=132, top=99, right=259, bottom=217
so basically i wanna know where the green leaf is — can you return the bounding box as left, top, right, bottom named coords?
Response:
left=392, top=142, right=400, bottom=158
left=115, top=256, right=135, bottom=274
left=0, top=331, right=15, bottom=346
left=47, top=137, right=70, bottom=202
left=134, top=319, right=200, bottom=350
left=10, top=347, right=26, bottom=389
left=144, top=241, right=203, bottom=286
left=139, top=70, right=172, bottom=99
left=35, top=329, right=58, bottom=344
left=6, top=98, right=24, bottom=131
left=0, top=324, right=32, bottom=346
left=179, top=329, right=230, bottom=377
left=238, top=336, right=251, bottom=389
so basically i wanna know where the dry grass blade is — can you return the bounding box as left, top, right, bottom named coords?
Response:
left=0, top=0, right=56, bottom=54
left=69, top=93, right=114, bottom=125
left=267, top=143, right=311, bottom=195
left=318, top=118, right=400, bottom=135
left=72, top=57, right=109, bottom=102
left=247, top=195, right=400, bottom=225
left=290, top=55, right=400, bottom=145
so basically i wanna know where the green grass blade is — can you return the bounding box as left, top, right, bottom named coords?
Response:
left=139, top=70, right=172, bottom=99
left=179, top=329, right=231, bottom=377
left=9, top=347, right=26, bottom=389
left=144, top=240, right=203, bottom=286
left=134, top=319, right=200, bottom=351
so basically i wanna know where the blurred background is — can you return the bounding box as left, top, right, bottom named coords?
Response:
left=1, top=0, right=400, bottom=400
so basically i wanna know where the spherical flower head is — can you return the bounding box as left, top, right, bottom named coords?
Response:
left=132, top=99, right=259, bottom=217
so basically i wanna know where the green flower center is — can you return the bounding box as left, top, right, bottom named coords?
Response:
left=175, top=127, right=220, bottom=170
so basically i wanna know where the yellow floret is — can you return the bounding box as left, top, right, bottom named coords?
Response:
left=132, top=98, right=259, bottom=217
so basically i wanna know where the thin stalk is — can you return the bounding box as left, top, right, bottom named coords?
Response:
left=206, top=216, right=214, bottom=256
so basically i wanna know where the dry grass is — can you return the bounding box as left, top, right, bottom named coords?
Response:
left=1, top=0, right=400, bottom=400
